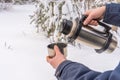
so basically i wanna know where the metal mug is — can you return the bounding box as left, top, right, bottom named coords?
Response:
left=47, top=43, right=67, bottom=58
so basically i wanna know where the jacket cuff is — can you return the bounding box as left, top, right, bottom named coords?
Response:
left=103, top=3, right=110, bottom=23
left=103, top=3, right=120, bottom=26
left=55, top=60, right=73, bottom=78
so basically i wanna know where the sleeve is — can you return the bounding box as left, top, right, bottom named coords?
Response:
left=103, top=3, right=120, bottom=27
left=55, top=60, right=120, bottom=80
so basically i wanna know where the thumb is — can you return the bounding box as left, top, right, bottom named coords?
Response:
left=54, top=45, right=61, bottom=56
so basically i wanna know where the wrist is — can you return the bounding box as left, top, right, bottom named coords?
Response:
left=100, top=6, right=106, bottom=19
left=55, top=58, right=66, bottom=69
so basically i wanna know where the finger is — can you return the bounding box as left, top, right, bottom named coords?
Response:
left=89, top=20, right=98, bottom=26
left=54, top=45, right=61, bottom=56
left=83, top=10, right=94, bottom=25
left=83, top=15, right=93, bottom=25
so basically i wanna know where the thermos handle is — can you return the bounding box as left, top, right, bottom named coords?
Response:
left=97, top=21, right=111, bottom=34
left=81, top=15, right=111, bottom=35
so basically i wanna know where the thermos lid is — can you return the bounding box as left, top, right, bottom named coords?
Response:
left=60, top=19, right=73, bottom=35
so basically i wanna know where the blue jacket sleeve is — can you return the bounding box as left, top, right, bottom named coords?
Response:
left=103, top=3, right=120, bottom=27
left=55, top=60, right=120, bottom=80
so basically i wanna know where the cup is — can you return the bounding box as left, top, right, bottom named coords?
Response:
left=47, top=43, right=67, bottom=58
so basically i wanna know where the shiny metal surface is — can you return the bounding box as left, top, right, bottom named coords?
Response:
left=75, top=29, right=106, bottom=49
left=106, top=38, right=118, bottom=53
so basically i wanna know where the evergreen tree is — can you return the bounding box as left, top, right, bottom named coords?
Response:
left=0, top=0, right=13, bottom=10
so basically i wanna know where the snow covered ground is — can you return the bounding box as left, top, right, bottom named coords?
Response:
left=0, top=5, right=120, bottom=80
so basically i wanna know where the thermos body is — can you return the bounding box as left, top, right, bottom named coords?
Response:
left=76, top=29, right=106, bottom=49
left=60, top=16, right=117, bottom=53
left=75, top=28, right=117, bottom=53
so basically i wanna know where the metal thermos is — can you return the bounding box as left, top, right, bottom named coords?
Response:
left=59, top=15, right=118, bottom=53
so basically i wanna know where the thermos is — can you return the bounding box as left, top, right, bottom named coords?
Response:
left=59, top=15, right=118, bottom=53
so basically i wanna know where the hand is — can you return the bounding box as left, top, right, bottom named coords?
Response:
left=83, top=6, right=106, bottom=26
left=46, top=45, right=66, bottom=69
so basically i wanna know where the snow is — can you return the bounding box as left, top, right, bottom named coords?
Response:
left=0, top=4, right=120, bottom=80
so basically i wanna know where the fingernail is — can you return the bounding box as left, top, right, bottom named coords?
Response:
left=83, top=22, right=87, bottom=25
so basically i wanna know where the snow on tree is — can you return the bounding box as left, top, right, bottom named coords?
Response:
left=0, top=0, right=38, bottom=10
left=13, top=0, right=38, bottom=4
left=0, top=0, right=13, bottom=10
